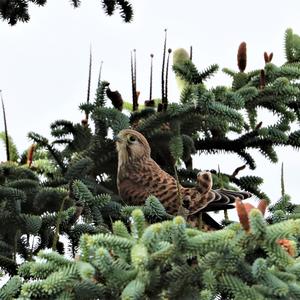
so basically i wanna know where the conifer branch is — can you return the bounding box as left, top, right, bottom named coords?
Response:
left=161, top=29, right=167, bottom=105
left=149, top=54, right=153, bottom=101
left=131, top=49, right=138, bottom=111
left=98, top=61, right=103, bottom=87
left=0, top=90, right=10, bottom=161
left=164, top=48, right=172, bottom=110
left=85, top=47, right=92, bottom=121
left=0, top=0, right=133, bottom=25
left=52, top=191, right=73, bottom=251
left=281, top=162, right=285, bottom=197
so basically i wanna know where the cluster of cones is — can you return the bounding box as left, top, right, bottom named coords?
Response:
left=235, top=198, right=296, bottom=257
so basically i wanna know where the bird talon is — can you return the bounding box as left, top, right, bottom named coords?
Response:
left=182, top=196, right=190, bottom=209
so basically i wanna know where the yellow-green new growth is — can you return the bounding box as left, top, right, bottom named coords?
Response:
left=173, top=48, right=190, bottom=93
left=131, top=244, right=148, bottom=268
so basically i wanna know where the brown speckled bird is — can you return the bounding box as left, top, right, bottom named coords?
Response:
left=115, top=129, right=251, bottom=218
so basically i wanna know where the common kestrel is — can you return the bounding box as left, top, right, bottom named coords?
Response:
left=115, top=129, right=251, bottom=218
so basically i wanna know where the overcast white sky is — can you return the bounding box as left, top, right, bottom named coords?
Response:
left=0, top=0, right=300, bottom=205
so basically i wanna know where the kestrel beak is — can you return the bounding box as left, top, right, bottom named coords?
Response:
left=113, top=135, right=123, bottom=143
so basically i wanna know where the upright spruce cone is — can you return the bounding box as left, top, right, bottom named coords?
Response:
left=235, top=198, right=268, bottom=232
left=106, top=87, right=124, bottom=111
left=264, top=51, right=273, bottom=63
left=260, top=69, right=266, bottom=89
left=27, top=144, right=35, bottom=167
left=237, top=42, right=247, bottom=72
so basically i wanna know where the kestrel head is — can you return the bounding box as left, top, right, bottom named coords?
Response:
left=115, top=129, right=151, bottom=164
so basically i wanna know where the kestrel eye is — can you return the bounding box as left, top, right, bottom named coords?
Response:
left=128, top=135, right=137, bottom=143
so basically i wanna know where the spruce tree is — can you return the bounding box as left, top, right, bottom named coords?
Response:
left=0, top=0, right=133, bottom=25
left=1, top=28, right=300, bottom=299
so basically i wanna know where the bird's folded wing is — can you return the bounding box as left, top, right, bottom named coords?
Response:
left=202, top=189, right=252, bottom=212
left=188, top=188, right=252, bottom=215
left=118, top=178, right=151, bottom=206
left=215, top=189, right=252, bottom=202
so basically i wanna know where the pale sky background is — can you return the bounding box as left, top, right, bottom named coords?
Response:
left=0, top=0, right=300, bottom=208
